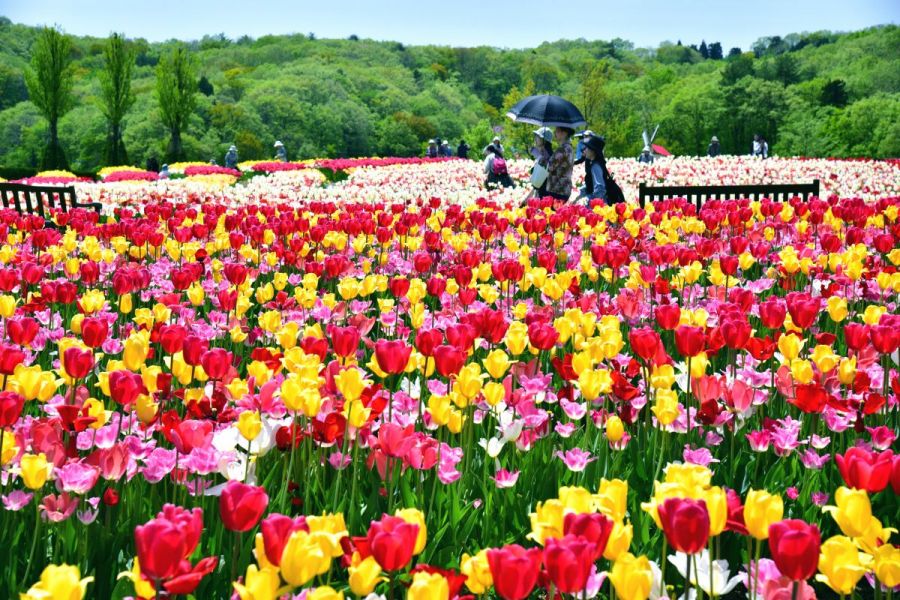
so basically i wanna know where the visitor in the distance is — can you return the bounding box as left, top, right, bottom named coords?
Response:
left=574, top=129, right=596, bottom=164
left=224, top=145, right=239, bottom=169
left=274, top=140, right=287, bottom=162
left=457, top=140, right=470, bottom=159
left=483, top=144, right=514, bottom=190
left=440, top=140, right=453, bottom=157
left=752, top=134, right=769, bottom=158
left=545, top=127, right=575, bottom=205
left=707, top=136, right=721, bottom=157
left=425, top=139, right=439, bottom=158
left=638, top=146, right=654, bottom=163
left=146, top=156, right=160, bottom=173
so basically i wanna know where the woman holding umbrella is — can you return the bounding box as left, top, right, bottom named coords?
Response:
left=506, top=94, right=584, bottom=205
left=545, top=127, right=575, bottom=204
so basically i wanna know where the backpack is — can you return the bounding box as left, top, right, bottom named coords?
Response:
left=492, top=156, right=508, bottom=175
left=603, top=167, right=625, bottom=204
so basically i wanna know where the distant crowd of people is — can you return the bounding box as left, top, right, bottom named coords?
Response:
left=144, top=139, right=291, bottom=178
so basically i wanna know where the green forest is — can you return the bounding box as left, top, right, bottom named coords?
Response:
left=0, top=17, right=898, bottom=173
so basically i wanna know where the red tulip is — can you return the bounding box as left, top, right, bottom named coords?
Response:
left=7, top=317, right=39, bottom=347
left=446, top=323, right=477, bottom=351
left=163, top=556, right=218, bottom=595
left=892, top=455, right=900, bottom=495
left=791, top=384, right=828, bottom=414
left=158, top=324, right=187, bottom=354
left=182, top=335, right=209, bottom=366
left=870, top=325, right=900, bottom=355
left=843, top=323, right=870, bottom=352
left=366, top=514, right=419, bottom=571
left=563, top=512, right=614, bottom=560
left=786, top=293, right=820, bottom=330
left=81, top=317, right=109, bottom=348
left=655, top=304, right=681, bottom=330
left=835, top=447, right=894, bottom=493
left=200, top=348, right=233, bottom=380
left=329, top=325, right=360, bottom=359
left=415, top=329, right=443, bottom=357
left=758, top=299, right=786, bottom=329
left=374, top=340, right=412, bottom=375
left=0, top=343, right=26, bottom=376
left=527, top=322, right=559, bottom=351
left=720, top=318, right=751, bottom=350
left=629, top=327, right=661, bottom=363
left=165, top=419, right=213, bottom=454
left=674, top=326, right=705, bottom=358
left=108, top=370, right=146, bottom=407
left=768, top=520, right=821, bottom=581
left=487, top=544, right=542, bottom=600
left=261, top=514, right=308, bottom=566
left=657, top=497, right=710, bottom=554
left=62, top=347, right=94, bottom=379
left=544, top=534, right=596, bottom=594
left=134, top=518, right=187, bottom=580
left=219, top=480, right=269, bottom=532
left=389, top=277, right=410, bottom=298
left=433, top=344, right=466, bottom=378
left=0, top=391, right=25, bottom=428
left=223, top=262, right=248, bottom=286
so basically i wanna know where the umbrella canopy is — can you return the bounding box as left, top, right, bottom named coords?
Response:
left=505, top=94, right=587, bottom=129
left=651, top=144, right=671, bottom=156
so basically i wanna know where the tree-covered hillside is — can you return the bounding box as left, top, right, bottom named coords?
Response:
left=0, top=17, right=897, bottom=172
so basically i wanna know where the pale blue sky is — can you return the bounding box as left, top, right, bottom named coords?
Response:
left=2, top=0, right=897, bottom=49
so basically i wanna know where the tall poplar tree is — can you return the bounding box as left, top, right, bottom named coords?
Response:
left=24, top=27, right=74, bottom=169
left=156, top=44, right=197, bottom=162
left=99, top=32, right=136, bottom=165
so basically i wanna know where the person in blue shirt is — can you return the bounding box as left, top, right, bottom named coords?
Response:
left=274, top=141, right=287, bottom=162
left=576, top=135, right=607, bottom=202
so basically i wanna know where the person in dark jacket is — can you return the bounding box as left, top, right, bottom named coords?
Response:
left=707, top=136, right=721, bottom=157
left=425, top=139, right=439, bottom=158
left=576, top=135, right=607, bottom=202
left=457, top=140, right=470, bottom=159
left=146, top=156, right=160, bottom=173
left=224, top=145, right=239, bottom=169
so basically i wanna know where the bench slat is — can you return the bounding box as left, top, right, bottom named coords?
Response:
left=638, top=180, right=820, bottom=209
left=0, top=182, right=100, bottom=217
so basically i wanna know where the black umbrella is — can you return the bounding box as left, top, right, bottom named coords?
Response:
left=505, top=94, right=587, bottom=129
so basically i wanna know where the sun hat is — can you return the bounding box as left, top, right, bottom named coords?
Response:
left=428, top=139, right=436, bottom=144
left=584, top=135, right=606, bottom=155
left=274, top=141, right=284, bottom=147
left=533, top=127, right=553, bottom=142
left=492, top=136, right=501, bottom=142
left=711, top=136, right=719, bottom=142
left=574, top=129, right=595, bottom=138
left=229, top=145, right=237, bottom=151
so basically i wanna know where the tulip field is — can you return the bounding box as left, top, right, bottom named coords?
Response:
left=0, top=155, right=898, bottom=599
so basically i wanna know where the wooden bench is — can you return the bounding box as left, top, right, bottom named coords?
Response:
left=0, top=182, right=101, bottom=216
left=638, top=180, right=820, bottom=210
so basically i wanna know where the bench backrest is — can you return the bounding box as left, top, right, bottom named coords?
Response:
left=0, top=183, right=88, bottom=216
left=638, top=180, right=820, bottom=210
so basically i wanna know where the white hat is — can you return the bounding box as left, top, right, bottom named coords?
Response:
left=575, top=129, right=595, bottom=138
left=492, top=136, right=501, bottom=142
left=533, top=127, right=552, bottom=142
left=274, top=140, right=283, bottom=147
left=428, top=139, right=436, bottom=144
left=229, top=145, right=237, bottom=151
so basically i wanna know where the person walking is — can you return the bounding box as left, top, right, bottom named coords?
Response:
left=752, top=134, right=768, bottom=158
left=528, top=127, right=553, bottom=199
left=224, top=145, right=239, bottom=169
left=574, top=129, right=596, bottom=164
left=483, top=144, right=514, bottom=190
left=576, top=135, right=608, bottom=203
left=707, top=136, right=721, bottom=157
left=457, top=140, right=470, bottom=159
left=425, top=139, right=439, bottom=158
left=545, top=127, right=575, bottom=204
left=274, top=141, right=287, bottom=162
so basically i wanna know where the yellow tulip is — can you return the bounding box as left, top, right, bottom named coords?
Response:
left=123, top=332, right=150, bottom=371
left=232, top=564, right=285, bottom=600
left=395, top=508, right=427, bottom=555
left=20, top=452, right=53, bottom=490
left=816, top=535, right=869, bottom=595
left=705, top=486, right=728, bottom=536
left=606, top=415, right=625, bottom=443
left=609, top=552, right=652, bottom=600
left=0, top=294, right=16, bottom=318
left=2, top=430, right=18, bottom=465
left=348, top=554, right=384, bottom=596
left=826, top=296, right=848, bottom=322
left=604, top=521, right=634, bottom=561
left=344, top=399, right=371, bottom=429
left=597, top=478, right=629, bottom=522
left=578, top=368, right=612, bottom=401
left=460, top=549, right=493, bottom=594
left=527, top=499, right=565, bottom=546
left=334, top=368, right=368, bottom=403
left=21, top=563, right=93, bottom=600
left=135, top=394, right=158, bottom=425
left=454, top=363, right=484, bottom=400
left=237, top=411, right=262, bottom=442
left=407, top=571, right=449, bottom=600
left=10, top=365, right=57, bottom=402
left=838, top=357, right=857, bottom=385
left=307, top=586, right=344, bottom=600
left=777, top=334, right=804, bottom=362
left=811, top=345, right=840, bottom=373
left=651, top=388, right=680, bottom=427
left=483, top=349, right=513, bottom=379
left=504, top=322, right=529, bottom=355
left=280, top=530, right=331, bottom=586
left=873, top=543, right=900, bottom=588
left=743, top=489, right=783, bottom=540
left=822, top=487, right=873, bottom=538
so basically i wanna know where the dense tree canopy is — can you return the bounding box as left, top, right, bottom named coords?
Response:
left=0, top=20, right=897, bottom=172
